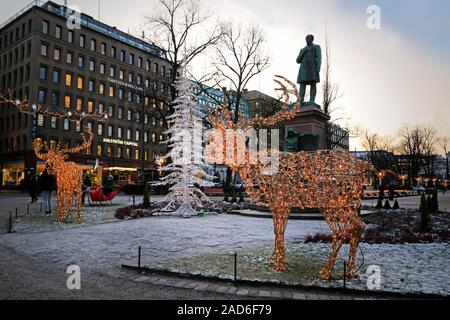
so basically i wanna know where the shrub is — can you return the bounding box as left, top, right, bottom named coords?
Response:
left=143, top=184, right=150, bottom=209
left=383, top=199, right=391, bottom=210
left=393, top=199, right=400, bottom=210
left=375, top=199, right=383, bottom=209
left=430, top=189, right=439, bottom=213
left=419, top=193, right=431, bottom=233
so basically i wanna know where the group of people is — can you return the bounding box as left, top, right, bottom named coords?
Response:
left=24, top=169, right=116, bottom=215
left=25, top=166, right=57, bottom=215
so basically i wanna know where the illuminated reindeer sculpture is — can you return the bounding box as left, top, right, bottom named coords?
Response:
left=206, top=76, right=375, bottom=279
left=33, top=129, right=94, bottom=224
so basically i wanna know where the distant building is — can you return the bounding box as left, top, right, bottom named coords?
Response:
left=353, top=150, right=396, bottom=171
left=327, top=122, right=349, bottom=151
left=0, top=1, right=172, bottom=188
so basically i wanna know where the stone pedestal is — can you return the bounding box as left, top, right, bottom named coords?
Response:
left=285, top=104, right=330, bottom=151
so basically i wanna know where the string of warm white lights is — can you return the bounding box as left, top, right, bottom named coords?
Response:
left=0, top=91, right=109, bottom=123
left=206, top=76, right=376, bottom=279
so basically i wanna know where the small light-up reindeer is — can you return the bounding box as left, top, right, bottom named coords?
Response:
left=33, top=129, right=93, bottom=224
left=206, top=76, right=375, bottom=279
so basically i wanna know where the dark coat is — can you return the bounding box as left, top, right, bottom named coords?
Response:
left=297, top=44, right=322, bottom=83
left=39, top=170, right=57, bottom=191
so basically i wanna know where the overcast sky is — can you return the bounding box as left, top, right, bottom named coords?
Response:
left=1, top=0, right=449, bottom=150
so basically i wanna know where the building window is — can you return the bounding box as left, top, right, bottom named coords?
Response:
left=144, top=150, right=149, bottom=161
left=68, top=30, right=74, bottom=43
left=97, top=145, right=102, bottom=156
left=109, top=86, right=115, bottom=98
left=110, top=66, right=116, bottom=77
left=119, top=69, right=124, bottom=80
left=88, top=101, right=94, bottom=112
left=146, top=60, right=150, bottom=71
left=125, top=148, right=130, bottom=159
left=90, top=39, right=96, bottom=51
left=127, top=109, right=132, bottom=121
left=76, top=98, right=83, bottom=111
left=111, top=46, right=116, bottom=58
left=120, top=50, right=125, bottom=62
left=80, top=35, right=85, bottom=47
left=75, top=121, right=81, bottom=132
left=38, top=89, right=46, bottom=103
left=138, top=57, right=143, bottom=68
left=89, top=59, right=95, bottom=71
left=118, top=88, right=124, bottom=99
left=144, top=131, right=148, bottom=143
left=127, top=128, right=131, bottom=140
left=55, top=25, right=62, bottom=39
left=42, top=20, right=49, bottom=34
left=108, top=105, right=114, bottom=117
left=64, top=95, right=71, bottom=108
left=37, top=114, right=44, bottom=127
left=66, top=52, right=73, bottom=64
left=128, top=73, right=133, bottom=83
left=135, top=149, right=139, bottom=160
left=88, top=80, right=95, bottom=92
left=117, top=127, right=123, bottom=138
left=51, top=92, right=59, bottom=106
left=99, top=83, right=105, bottom=95
left=101, top=42, right=106, bottom=55
left=63, top=119, right=70, bottom=131
left=152, top=133, right=156, bottom=143
left=117, top=147, right=122, bottom=158
left=98, top=103, right=104, bottom=114
left=118, top=107, right=123, bottom=119
left=135, top=130, right=140, bottom=141
left=52, top=70, right=60, bottom=83
left=51, top=116, right=57, bottom=129
left=107, top=125, right=113, bottom=137
left=65, top=73, right=72, bottom=86
left=106, top=146, right=112, bottom=157
left=77, top=76, right=84, bottom=90
left=39, top=65, right=47, bottom=80
left=78, top=56, right=84, bottom=68
left=98, top=123, right=103, bottom=136
left=41, top=43, right=48, bottom=56
left=54, top=48, right=61, bottom=61
left=100, top=63, right=105, bottom=74
left=129, top=53, right=134, bottom=65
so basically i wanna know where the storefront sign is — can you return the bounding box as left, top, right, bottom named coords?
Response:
left=102, top=138, right=138, bottom=147
left=107, top=77, right=144, bottom=92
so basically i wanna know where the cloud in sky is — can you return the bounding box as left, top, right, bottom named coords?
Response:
left=1, top=0, right=449, bottom=150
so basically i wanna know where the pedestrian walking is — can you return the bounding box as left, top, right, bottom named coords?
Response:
left=81, top=173, right=92, bottom=205
left=27, top=174, right=39, bottom=203
left=39, top=167, right=57, bottom=215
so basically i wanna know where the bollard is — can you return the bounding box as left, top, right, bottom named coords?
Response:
left=234, top=253, right=237, bottom=282
left=8, top=212, right=13, bottom=233
left=343, top=261, right=347, bottom=289
left=138, top=246, right=142, bottom=270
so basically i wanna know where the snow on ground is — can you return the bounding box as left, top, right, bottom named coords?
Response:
left=1, top=213, right=448, bottom=296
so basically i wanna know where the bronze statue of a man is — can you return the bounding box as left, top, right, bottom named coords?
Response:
left=296, top=34, right=322, bottom=105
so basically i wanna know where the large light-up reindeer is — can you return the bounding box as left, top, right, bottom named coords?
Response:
left=206, top=76, right=375, bottom=279
left=33, top=129, right=93, bottom=224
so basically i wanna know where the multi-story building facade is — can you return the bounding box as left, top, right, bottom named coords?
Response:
left=0, top=1, right=172, bottom=188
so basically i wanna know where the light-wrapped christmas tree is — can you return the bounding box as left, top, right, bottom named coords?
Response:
left=156, top=69, right=212, bottom=217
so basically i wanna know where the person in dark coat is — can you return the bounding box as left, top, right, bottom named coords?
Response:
left=102, top=174, right=115, bottom=197
left=39, top=167, right=57, bottom=215
left=27, top=174, right=39, bottom=203
left=82, top=173, right=92, bottom=205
